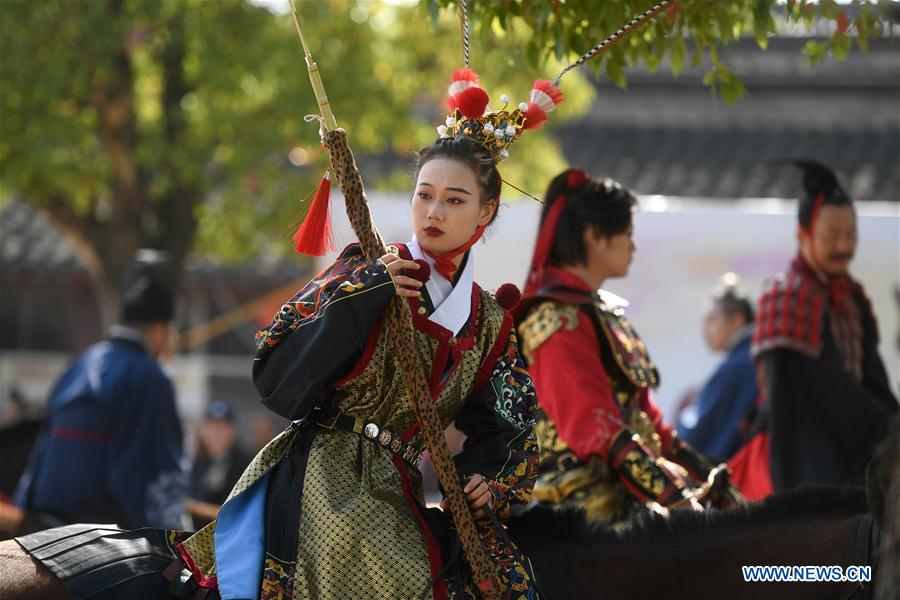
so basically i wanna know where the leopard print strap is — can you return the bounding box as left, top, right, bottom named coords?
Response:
left=322, top=130, right=385, bottom=260
left=322, top=129, right=500, bottom=597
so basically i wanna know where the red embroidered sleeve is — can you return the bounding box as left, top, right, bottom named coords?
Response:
left=529, top=311, right=625, bottom=461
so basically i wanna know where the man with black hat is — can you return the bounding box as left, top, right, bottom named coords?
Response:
left=14, top=250, right=188, bottom=530
left=730, top=161, right=898, bottom=498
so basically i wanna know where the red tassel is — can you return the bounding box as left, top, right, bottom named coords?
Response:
left=292, top=170, right=335, bottom=256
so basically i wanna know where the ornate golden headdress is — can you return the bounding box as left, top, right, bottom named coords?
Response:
left=435, top=68, right=564, bottom=162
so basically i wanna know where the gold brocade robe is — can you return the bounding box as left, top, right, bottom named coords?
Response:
left=181, top=244, right=539, bottom=599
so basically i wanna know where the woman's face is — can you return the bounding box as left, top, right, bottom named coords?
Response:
left=585, top=214, right=636, bottom=281
left=411, top=158, right=495, bottom=254
left=703, top=303, right=737, bottom=352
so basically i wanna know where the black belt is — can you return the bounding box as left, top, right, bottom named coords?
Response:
left=311, top=406, right=424, bottom=467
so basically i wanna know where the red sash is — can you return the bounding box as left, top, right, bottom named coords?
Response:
left=728, top=432, right=773, bottom=500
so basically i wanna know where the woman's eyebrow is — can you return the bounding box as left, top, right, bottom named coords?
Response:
left=417, top=182, right=472, bottom=196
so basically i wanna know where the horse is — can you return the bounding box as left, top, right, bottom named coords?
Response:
left=868, top=413, right=899, bottom=600
left=0, top=535, right=67, bottom=600
left=0, top=486, right=878, bottom=600
left=507, top=485, right=879, bottom=600
left=2, top=417, right=896, bottom=600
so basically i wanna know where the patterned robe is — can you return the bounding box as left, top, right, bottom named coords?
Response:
left=179, top=243, right=539, bottom=600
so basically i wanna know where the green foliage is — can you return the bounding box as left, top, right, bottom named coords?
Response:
left=0, top=0, right=591, bottom=274
left=797, top=1, right=888, bottom=64
left=0, top=0, right=888, bottom=285
left=425, top=0, right=887, bottom=102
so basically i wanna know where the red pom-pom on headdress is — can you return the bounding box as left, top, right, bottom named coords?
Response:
left=495, top=283, right=522, bottom=311
left=523, top=80, right=564, bottom=131
left=456, top=86, right=489, bottom=119
left=447, top=68, right=488, bottom=116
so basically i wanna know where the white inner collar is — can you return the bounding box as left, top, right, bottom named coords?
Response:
left=408, top=236, right=473, bottom=336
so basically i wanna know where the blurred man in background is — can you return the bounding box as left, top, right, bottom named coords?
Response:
left=678, top=273, right=758, bottom=463
left=186, top=400, right=250, bottom=529
left=14, top=250, right=187, bottom=531
left=730, top=161, right=898, bottom=498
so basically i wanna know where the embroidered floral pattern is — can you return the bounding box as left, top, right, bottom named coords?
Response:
left=255, top=245, right=390, bottom=358
left=260, top=554, right=295, bottom=600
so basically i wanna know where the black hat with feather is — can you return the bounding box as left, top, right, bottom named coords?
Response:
left=776, top=160, right=854, bottom=232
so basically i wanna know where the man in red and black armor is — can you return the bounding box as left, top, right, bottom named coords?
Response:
left=515, top=169, right=740, bottom=523
left=730, top=161, right=898, bottom=499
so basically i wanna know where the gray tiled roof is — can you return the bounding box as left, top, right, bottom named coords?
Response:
left=557, top=37, right=899, bottom=200
left=0, top=201, right=308, bottom=284
left=559, top=124, right=898, bottom=200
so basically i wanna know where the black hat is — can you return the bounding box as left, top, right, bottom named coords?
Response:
left=790, top=160, right=849, bottom=203
left=120, top=249, right=175, bottom=324
left=769, top=160, right=853, bottom=231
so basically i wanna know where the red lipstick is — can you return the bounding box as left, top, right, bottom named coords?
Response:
left=424, top=226, right=444, bottom=237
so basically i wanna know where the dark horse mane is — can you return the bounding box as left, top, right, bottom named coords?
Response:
left=508, top=485, right=867, bottom=554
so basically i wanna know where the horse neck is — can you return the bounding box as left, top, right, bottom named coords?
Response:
left=575, top=513, right=867, bottom=600
left=708, top=513, right=865, bottom=566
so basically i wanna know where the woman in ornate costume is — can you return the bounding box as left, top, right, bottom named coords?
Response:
left=9, top=70, right=547, bottom=600
left=200, top=136, right=540, bottom=599
left=514, top=169, right=742, bottom=525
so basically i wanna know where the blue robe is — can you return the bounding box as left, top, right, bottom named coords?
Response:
left=15, top=333, right=185, bottom=529
left=678, top=332, right=758, bottom=462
